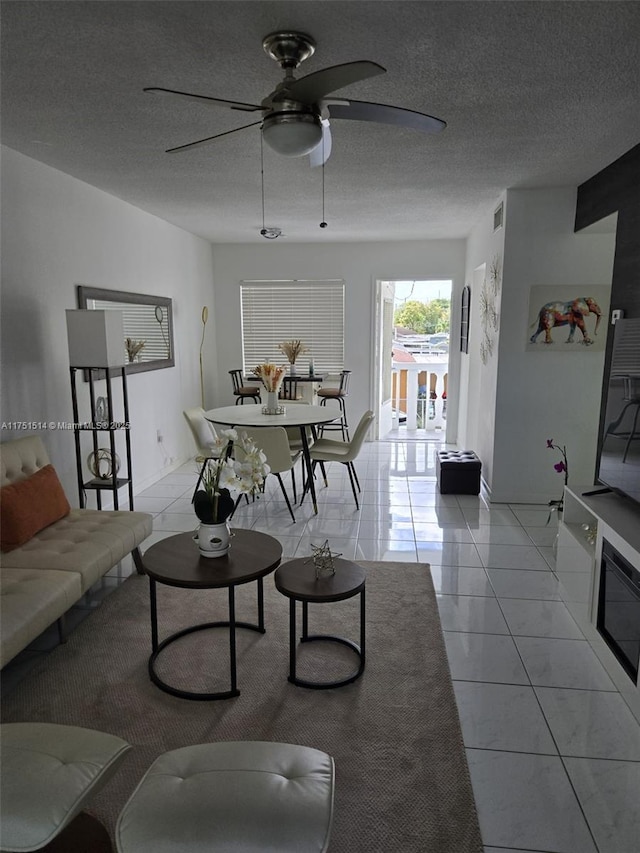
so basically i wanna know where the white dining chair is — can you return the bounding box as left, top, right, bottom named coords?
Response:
left=183, top=408, right=221, bottom=501
left=301, top=411, right=375, bottom=510
left=236, top=427, right=302, bottom=523
left=278, top=400, right=315, bottom=456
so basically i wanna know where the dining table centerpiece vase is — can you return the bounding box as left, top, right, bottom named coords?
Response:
left=192, top=429, right=270, bottom=557
left=278, top=339, right=309, bottom=376
left=252, top=362, right=287, bottom=414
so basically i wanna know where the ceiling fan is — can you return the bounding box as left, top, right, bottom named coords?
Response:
left=144, top=31, right=446, bottom=165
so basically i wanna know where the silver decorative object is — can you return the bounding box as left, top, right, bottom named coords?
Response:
left=581, top=523, right=597, bottom=546
left=87, top=448, right=120, bottom=480
left=95, top=396, right=108, bottom=424
left=306, top=539, right=342, bottom=579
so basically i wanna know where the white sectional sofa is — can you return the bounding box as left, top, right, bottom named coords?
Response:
left=0, top=435, right=153, bottom=668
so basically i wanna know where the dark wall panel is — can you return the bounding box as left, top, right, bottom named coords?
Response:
left=608, top=207, right=640, bottom=318
left=575, top=143, right=640, bottom=319
left=575, top=144, right=640, bottom=230
left=576, top=143, right=640, bottom=480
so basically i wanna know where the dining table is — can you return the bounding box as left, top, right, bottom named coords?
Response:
left=205, top=404, right=338, bottom=514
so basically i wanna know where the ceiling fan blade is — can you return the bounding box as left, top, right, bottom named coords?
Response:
left=165, top=120, right=263, bottom=153
left=326, top=99, right=446, bottom=133
left=285, top=61, right=386, bottom=105
left=144, top=87, right=262, bottom=113
left=309, top=122, right=332, bottom=167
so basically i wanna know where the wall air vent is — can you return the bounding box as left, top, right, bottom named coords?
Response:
left=493, top=201, right=504, bottom=231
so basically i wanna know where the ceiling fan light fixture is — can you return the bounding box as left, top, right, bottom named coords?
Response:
left=262, top=111, right=323, bottom=157
left=260, top=227, right=283, bottom=239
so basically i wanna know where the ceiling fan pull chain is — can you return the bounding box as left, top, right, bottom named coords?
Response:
left=259, top=137, right=282, bottom=239
left=260, top=132, right=267, bottom=235
left=320, top=134, right=327, bottom=229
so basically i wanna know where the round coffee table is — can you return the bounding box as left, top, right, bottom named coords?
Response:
left=142, top=528, right=282, bottom=700
left=274, top=557, right=366, bottom=689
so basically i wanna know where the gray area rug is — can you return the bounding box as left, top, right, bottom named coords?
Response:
left=1, top=561, right=482, bottom=852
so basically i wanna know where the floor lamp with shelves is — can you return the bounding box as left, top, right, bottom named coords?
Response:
left=69, top=365, right=134, bottom=510
left=66, top=308, right=135, bottom=511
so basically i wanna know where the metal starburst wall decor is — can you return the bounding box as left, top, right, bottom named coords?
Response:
left=480, top=255, right=501, bottom=364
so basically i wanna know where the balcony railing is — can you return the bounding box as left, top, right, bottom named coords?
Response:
left=391, top=360, right=448, bottom=432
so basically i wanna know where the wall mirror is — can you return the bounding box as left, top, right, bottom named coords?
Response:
left=77, top=285, right=174, bottom=374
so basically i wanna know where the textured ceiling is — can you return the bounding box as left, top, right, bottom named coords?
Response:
left=2, top=1, right=639, bottom=244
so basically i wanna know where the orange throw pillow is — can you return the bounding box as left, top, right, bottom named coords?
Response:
left=0, top=464, right=71, bottom=552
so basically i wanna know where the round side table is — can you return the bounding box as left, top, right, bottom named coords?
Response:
left=142, top=528, right=282, bottom=700
left=274, top=558, right=366, bottom=689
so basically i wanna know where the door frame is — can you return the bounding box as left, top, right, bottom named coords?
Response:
left=371, top=279, right=395, bottom=439
left=372, top=277, right=459, bottom=444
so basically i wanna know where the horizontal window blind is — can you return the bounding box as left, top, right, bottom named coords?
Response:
left=92, top=301, right=171, bottom=362
left=240, top=280, right=345, bottom=374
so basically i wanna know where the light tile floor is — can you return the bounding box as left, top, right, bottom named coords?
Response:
left=4, top=439, right=640, bottom=853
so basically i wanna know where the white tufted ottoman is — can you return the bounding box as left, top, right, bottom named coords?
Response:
left=0, top=722, right=131, bottom=852
left=116, top=741, right=335, bottom=853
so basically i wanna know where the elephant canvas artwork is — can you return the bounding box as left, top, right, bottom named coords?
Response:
left=526, top=285, right=611, bottom=353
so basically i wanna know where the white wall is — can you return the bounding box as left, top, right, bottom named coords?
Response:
left=460, top=188, right=616, bottom=502
left=460, top=187, right=616, bottom=503
left=1, top=147, right=216, bottom=502
left=491, top=188, right=616, bottom=503
left=210, top=241, right=466, bottom=439
left=459, top=194, right=507, bottom=487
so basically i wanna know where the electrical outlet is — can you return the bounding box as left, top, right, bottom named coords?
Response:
left=156, top=430, right=163, bottom=443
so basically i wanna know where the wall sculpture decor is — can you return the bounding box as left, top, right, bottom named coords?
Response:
left=480, top=255, right=501, bottom=364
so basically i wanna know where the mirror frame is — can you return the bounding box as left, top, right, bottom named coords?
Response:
left=76, top=285, right=175, bottom=374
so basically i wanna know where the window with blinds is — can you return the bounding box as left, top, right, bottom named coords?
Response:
left=240, top=280, right=345, bottom=373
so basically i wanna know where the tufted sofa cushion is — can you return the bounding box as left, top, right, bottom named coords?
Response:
left=0, top=569, right=82, bottom=668
left=2, top=509, right=153, bottom=592
left=0, top=435, right=52, bottom=487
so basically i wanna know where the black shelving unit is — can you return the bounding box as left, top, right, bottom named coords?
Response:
left=70, top=366, right=134, bottom=510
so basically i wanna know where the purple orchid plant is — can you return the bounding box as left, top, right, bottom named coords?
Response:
left=546, top=438, right=568, bottom=520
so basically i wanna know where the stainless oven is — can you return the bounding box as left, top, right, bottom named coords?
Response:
left=597, top=539, right=640, bottom=684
